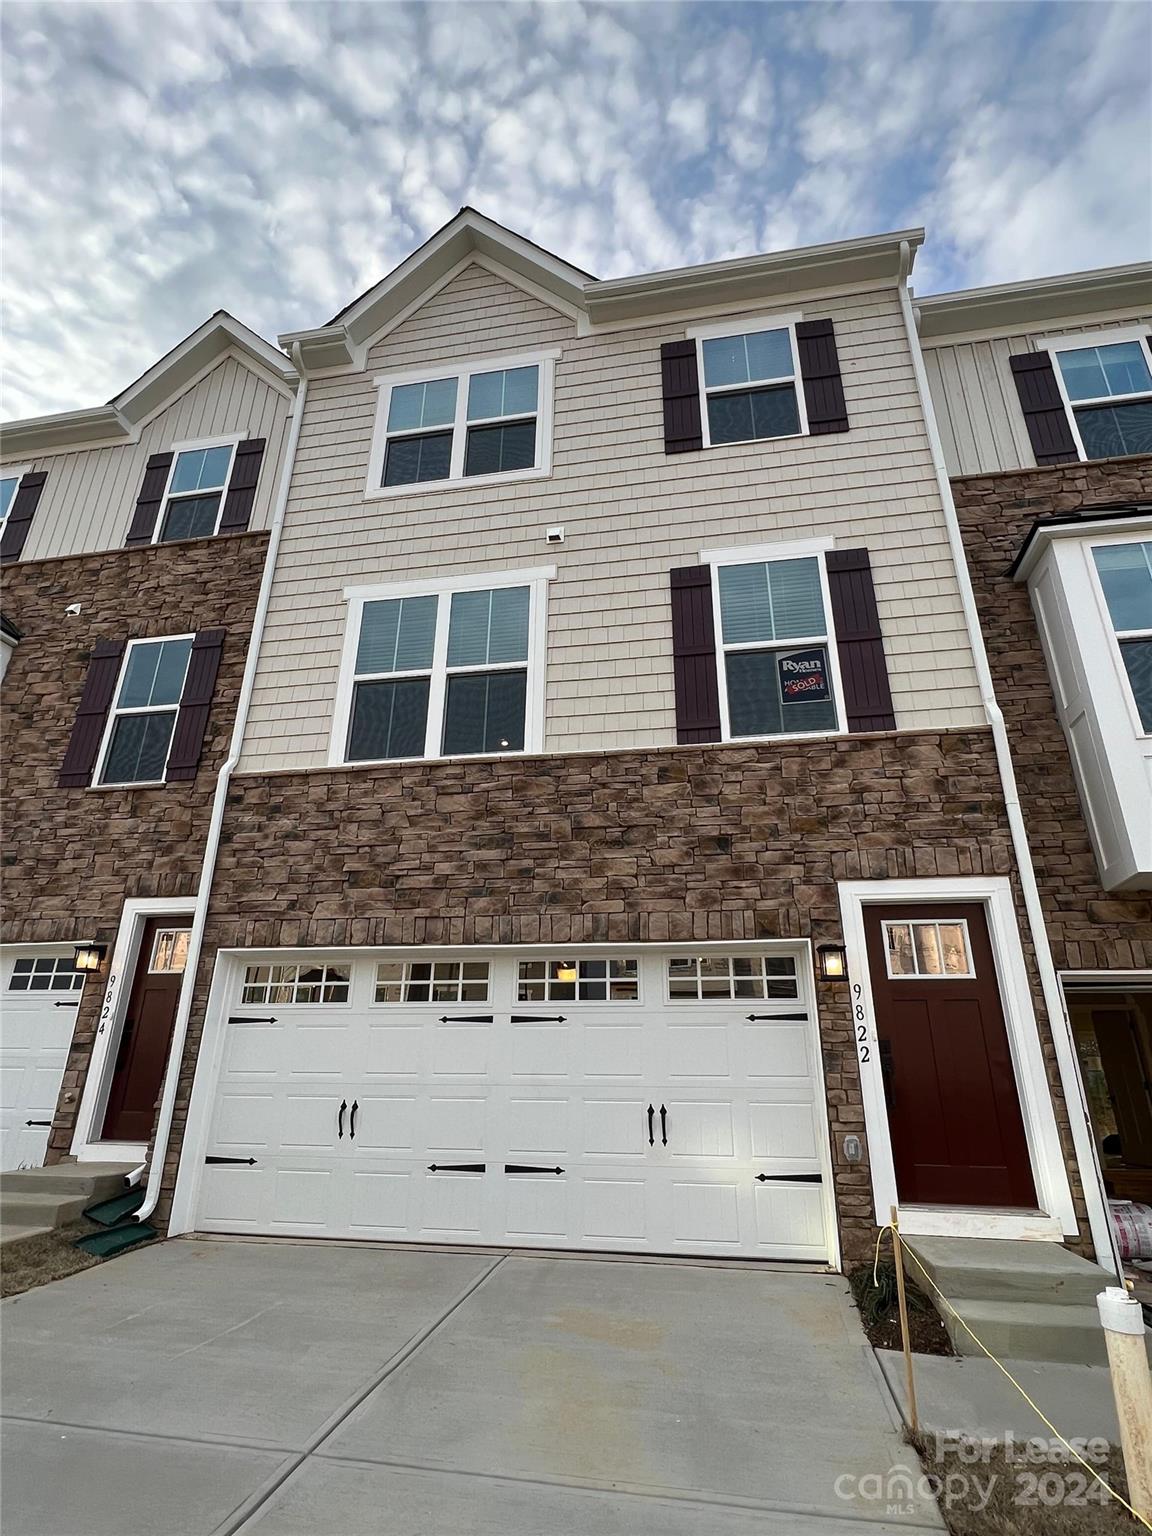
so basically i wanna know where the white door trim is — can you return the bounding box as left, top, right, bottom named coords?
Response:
left=70, top=897, right=195, bottom=1162
left=837, top=876, right=1078, bottom=1239
left=168, top=940, right=840, bottom=1266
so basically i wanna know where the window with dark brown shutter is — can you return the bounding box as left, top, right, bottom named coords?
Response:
left=217, top=439, right=266, bottom=534
left=124, top=453, right=174, bottom=546
left=1009, top=352, right=1079, bottom=465
left=795, top=319, right=849, bottom=434
left=660, top=342, right=703, bottom=454
left=58, top=639, right=126, bottom=787
left=0, top=471, right=48, bottom=562
left=166, top=629, right=226, bottom=781
left=669, top=566, right=721, bottom=742
left=826, top=548, right=896, bottom=733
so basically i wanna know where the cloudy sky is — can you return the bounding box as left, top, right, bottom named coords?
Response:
left=3, top=0, right=1149, bottom=419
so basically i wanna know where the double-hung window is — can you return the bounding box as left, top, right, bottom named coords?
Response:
left=0, top=465, right=29, bottom=527
left=369, top=352, right=556, bottom=494
left=1092, top=540, right=1152, bottom=731
left=336, top=570, right=551, bottom=763
left=96, top=636, right=193, bottom=785
left=157, top=441, right=237, bottom=542
left=707, top=544, right=841, bottom=739
left=1042, top=330, right=1152, bottom=461
left=692, top=317, right=806, bottom=447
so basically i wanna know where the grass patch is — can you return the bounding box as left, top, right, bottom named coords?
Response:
left=910, top=1432, right=1137, bottom=1533
left=2, top=1219, right=110, bottom=1299
left=848, top=1260, right=955, bottom=1355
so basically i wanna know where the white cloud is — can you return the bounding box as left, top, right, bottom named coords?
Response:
left=0, top=0, right=1147, bottom=418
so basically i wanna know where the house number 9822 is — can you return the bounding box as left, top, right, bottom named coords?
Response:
left=853, top=982, right=871, bottom=1064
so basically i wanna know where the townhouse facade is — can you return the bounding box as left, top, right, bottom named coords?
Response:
left=0, top=316, right=296, bottom=1172
left=919, top=266, right=1152, bottom=1229
left=2, top=210, right=1144, bottom=1275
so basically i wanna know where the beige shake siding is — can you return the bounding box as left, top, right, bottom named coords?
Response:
left=7, top=357, right=293, bottom=561
left=240, top=262, right=986, bottom=773
left=923, top=314, right=1152, bottom=478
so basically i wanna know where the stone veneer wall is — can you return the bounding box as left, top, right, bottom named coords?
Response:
left=156, top=726, right=1093, bottom=1262
left=0, top=532, right=269, bottom=1156
left=951, top=454, right=1152, bottom=970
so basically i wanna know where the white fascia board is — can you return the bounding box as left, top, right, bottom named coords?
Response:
left=1012, top=513, right=1152, bottom=583
left=332, top=209, right=590, bottom=354
left=115, top=314, right=297, bottom=426
left=582, top=228, right=924, bottom=326
left=916, top=263, right=1152, bottom=343
left=1, top=405, right=130, bottom=457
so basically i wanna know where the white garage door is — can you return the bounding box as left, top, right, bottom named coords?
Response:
left=193, top=949, right=831, bottom=1261
left=1, top=952, right=85, bottom=1169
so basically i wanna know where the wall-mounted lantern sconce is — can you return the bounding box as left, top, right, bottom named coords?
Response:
left=817, top=943, right=848, bottom=982
left=73, top=941, right=108, bottom=973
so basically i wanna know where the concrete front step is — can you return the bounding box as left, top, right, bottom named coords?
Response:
left=906, top=1235, right=1112, bottom=1307
left=0, top=1163, right=134, bottom=1200
left=0, top=1163, right=135, bottom=1239
left=0, top=1191, right=93, bottom=1228
left=0, top=1222, right=52, bottom=1248
left=947, top=1298, right=1108, bottom=1366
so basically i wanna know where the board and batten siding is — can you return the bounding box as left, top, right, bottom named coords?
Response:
left=240, top=262, right=985, bottom=772
left=4, top=356, right=293, bottom=561
left=923, top=314, right=1152, bottom=478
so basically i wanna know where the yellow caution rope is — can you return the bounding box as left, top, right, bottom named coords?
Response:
left=873, top=1223, right=1151, bottom=1530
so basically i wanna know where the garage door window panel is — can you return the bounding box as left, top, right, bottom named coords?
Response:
left=517, top=958, right=639, bottom=1002
left=668, top=955, right=799, bottom=1001
left=8, top=956, right=85, bottom=993
left=241, top=963, right=350, bottom=1005
left=375, top=960, right=491, bottom=1003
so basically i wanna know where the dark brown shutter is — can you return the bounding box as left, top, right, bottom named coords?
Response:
left=217, top=439, right=266, bottom=534
left=165, top=629, right=225, bottom=781
left=660, top=341, right=703, bottom=454
left=124, top=452, right=174, bottom=546
left=670, top=566, right=721, bottom=743
left=0, top=471, right=48, bottom=562
left=826, top=549, right=896, bottom=733
left=795, top=319, right=849, bottom=434
left=1009, top=352, right=1079, bottom=465
left=58, top=639, right=125, bottom=787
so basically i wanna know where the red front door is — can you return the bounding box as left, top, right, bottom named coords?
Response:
left=864, top=903, right=1036, bottom=1208
left=101, top=917, right=192, bottom=1143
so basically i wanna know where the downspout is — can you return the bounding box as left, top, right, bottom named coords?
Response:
left=134, top=347, right=308, bottom=1224
left=895, top=240, right=1119, bottom=1274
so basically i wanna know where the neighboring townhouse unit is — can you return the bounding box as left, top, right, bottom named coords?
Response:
left=918, top=264, right=1152, bottom=1229
left=125, top=210, right=1104, bottom=1273
left=0, top=314, right=296, bottom=1173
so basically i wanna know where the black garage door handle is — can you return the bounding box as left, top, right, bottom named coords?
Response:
left=337, top=1099, right=346, bottom=1140
left=349, top=1100, right=358, bottom=1140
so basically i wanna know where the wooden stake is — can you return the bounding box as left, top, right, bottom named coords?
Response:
left=1098, top=1287, right=1152, bottom=1519
left=891, top=1204, right=919, bottom=1436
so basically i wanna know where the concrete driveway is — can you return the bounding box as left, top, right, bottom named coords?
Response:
left=1, top=1239, right=940, bottom=1535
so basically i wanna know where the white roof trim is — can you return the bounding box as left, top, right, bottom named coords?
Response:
left=1, top=312, right=296, bottom=458
left=916, top=263, right=1152, bottom=342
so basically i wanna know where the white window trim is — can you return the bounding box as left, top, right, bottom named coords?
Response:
left=837, top=877, right=1079, bottom=1243
left=365, top=348, right=560, bottom=500
left=330, top=567, right=555, bottom=768
left=701, top=536, right=846, bottom=745
left=1086, top=531, right=1152, bottom=740
left=1032, top=326, right=1152, bottom=463
left=92, top=634, right=195, bottom=788
left=152, top=435, right=241, bottom=544
left=687, top=311, right=808, bottom=449
left=0, top=464, right=30, bottom=522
